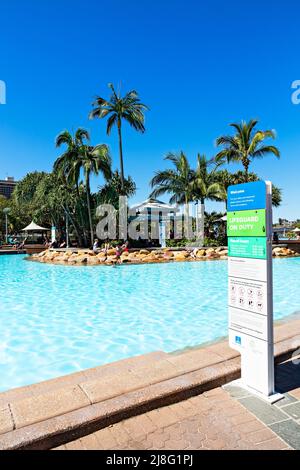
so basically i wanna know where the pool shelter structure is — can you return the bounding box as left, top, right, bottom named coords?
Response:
left=130, top=198, right=179, bottom=248
left=21, top=221, right=49, bottom=254
left=22, top=221, right=48, bottom=233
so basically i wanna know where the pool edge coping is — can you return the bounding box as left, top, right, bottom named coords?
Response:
left=0, top=319, right=300, bottom=450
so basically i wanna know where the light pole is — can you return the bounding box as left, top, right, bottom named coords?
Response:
left=65, top=210, right=69, bottom=249
left=3, top=207, right=11, bottom=244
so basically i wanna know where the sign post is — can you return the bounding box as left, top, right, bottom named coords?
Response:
left=51, top=226, right=56, bottom=244
left=159, top=219, right=166, bottom=248
left=227, top=181, right=282, bottom=402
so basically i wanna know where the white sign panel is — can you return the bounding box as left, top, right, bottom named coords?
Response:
left=228, top=278, right=267, bottom=316
left=228, top=330, right=272, bottom=396
left=229, top=307, right=268, bottom=340
left=228, top=257, right=267, bottom=282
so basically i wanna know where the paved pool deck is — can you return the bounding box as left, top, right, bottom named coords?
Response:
left=0, top=316, right=300, bottom=450
left=55, top=356, right=300, bottom=451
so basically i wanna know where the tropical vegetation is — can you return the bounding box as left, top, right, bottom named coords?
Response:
left=150, top=152, right=225, bottom=243
left=54, top=128, right=112, bottom=245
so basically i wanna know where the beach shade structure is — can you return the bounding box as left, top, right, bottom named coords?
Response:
left=292, top=227, right=300, bottom=233
left=21, top=222, right=49, bottom=244
left=22, top=221, right=48, bottom=232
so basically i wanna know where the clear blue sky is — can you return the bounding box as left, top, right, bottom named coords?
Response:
left=1, top=0, right=300, bottom=221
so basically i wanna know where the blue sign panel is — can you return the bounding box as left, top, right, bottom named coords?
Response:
left=227, top=181, right=266, bottom=212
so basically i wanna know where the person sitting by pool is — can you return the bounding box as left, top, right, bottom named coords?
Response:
left=60, top=240, right=67, bottom=248
left=50, top=239, right=58, bottom=249
left=100, top=240, right=111, bottom=255
left=12, top=237, right=19, bottom=249
left=111, top=245, right=122, bottom=267
left=93, top=238, right=100, bottom=254
left=116, top=245, right=122, bottom=259
left=17, top=237, right=27, bottom=250
left=121, top=240, right=130, bottom=253
left=43, top=236, right=51, bottom=249
left=190, top=247, right=199, bottom=259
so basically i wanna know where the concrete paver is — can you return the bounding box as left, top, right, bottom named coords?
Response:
left=54, top=386, right=289, bottom=450
left=54, top=357, right=300, bottom=451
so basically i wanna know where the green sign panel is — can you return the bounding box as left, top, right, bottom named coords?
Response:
left=228, top=237, right=267, bottom=259
left=227, top=209, right=266, bottom=237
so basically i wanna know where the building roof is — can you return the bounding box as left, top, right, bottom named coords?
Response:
left=130, top=198, right=179, bottom=213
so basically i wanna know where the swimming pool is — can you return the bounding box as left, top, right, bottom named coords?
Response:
left=0, top=255, right=299, bottom=392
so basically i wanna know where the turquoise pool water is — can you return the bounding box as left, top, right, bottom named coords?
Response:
left=0, top=255, right=299, bottom=392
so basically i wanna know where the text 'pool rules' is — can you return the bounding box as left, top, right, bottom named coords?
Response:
left=227, top=181, right=278, bottom=399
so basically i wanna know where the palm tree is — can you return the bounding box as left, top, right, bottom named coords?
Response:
left=215, top=119, right=280, bottom=180
left=54, top=129, right=112, bottom=245
left=54, top=129, right=90, bottom=245
left=97, top=170, right=136, bottom=206
left=271, top=185, right=282, bottom=208
left=89, top=83, right=149, bottom=192
left=204, top=211, right=225, bottom=238
left=190, top=155, right=225, bottom=245
left=150, top=152, right=194, bottom=239
left=54, top=128, right=89, bottom=193
left=76, top=144, right=112, bottom=245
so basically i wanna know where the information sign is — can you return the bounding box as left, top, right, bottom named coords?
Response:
left=227, top=181, right=278, bottom=400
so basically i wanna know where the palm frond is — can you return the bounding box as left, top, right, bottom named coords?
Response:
left=55, top=130, right=72, bottom=148
left=75, top=128, right=90, bottom=144
left=251, top=145, right=280, bottom=159
left=106, top=113, right=118, bottom=135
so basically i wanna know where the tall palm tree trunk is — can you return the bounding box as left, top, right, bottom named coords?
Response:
left=62, top=204, right=84, bottom=247
left=75, top=190, right=89, bottom=246
left=243, top=157, right=250, bottom=182
left=85, top=173, right=94, bottom=246
left=117, top=118, right=125, bottom=193
left=77, top=199, right=89, bottom=247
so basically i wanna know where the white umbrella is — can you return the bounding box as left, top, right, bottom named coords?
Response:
left=292, top=227, right=300, bottom=233
left=22, top=221, right=48, bottom=231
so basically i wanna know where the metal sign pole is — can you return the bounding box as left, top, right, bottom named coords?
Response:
left=266, top=181, right=275, bottom=395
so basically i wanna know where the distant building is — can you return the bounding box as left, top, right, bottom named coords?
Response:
left=0, top=177, right=17, bottom=199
